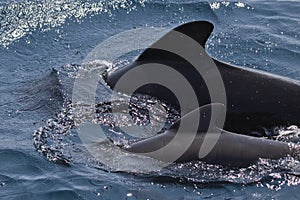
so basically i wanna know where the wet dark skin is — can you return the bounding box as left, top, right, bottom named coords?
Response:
left=104, top=21, right=300, bottom=167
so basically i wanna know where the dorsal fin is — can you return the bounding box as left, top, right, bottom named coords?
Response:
left=137, top=21, right=214, bottom=61
left=124, top=103, right=225, bottom=155
left=169, top=103, right=225, bottom=132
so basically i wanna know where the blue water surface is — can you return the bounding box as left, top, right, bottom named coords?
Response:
left=0, top=0, right=300, bottom=199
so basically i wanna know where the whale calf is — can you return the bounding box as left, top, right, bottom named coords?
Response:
left=103, top=21, right=300, bottom=167
left=124, top=104, right=297, bottom=167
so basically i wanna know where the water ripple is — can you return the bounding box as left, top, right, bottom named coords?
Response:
left=0, top=0, right=146, bottom=47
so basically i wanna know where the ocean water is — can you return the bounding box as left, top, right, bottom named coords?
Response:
left=0, top=0, right=300, bottom=199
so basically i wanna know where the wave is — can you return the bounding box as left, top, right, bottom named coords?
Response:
left=16, top=69, right=65, bottom=113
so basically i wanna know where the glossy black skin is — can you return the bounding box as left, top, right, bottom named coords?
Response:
left=214, top=58, right=300, bottom=133
left=123, top=104, right=293, bottom=167
left=103, top=21, right=300, bottom=166
left=105, top=52, right=300, bottom=135
left=105, top=60, right=300, bottom=166
left=126, top=128, right=292, bottom=167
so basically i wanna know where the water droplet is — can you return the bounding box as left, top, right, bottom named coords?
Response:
left=127, top=193, right=133, bottom=197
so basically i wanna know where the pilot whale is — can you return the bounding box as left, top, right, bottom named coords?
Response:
left=124, top=103, right=297, bottom=167
left=103, top=21, right=300, bottom=167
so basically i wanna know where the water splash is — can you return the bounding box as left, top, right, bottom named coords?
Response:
left=33, top=100, right=74, bottom=166
left=160, top=156, right=300, bottom=186
left=271, top=125, right=300, bottom=143
left=209, top=1, right=253, bottom=10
